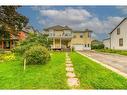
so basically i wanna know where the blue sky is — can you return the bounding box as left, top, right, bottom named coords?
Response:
left=17, top=6, right=127, bottom=40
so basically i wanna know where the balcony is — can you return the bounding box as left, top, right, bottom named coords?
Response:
left=48, top=34, right=73, bottom=39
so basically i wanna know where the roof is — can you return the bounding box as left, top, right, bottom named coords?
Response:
left=11, top=35, right=18, bottom=40
left=109, top=17, right=127, bottom=34
left=73, top=29, right=92, bottom=33
left=44, top=25, right=72, bottom=31
left=44, top=25, right=92, bottom=33
left=103, top=38, right=110, bottom=41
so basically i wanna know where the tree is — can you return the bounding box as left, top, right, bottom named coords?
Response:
left=0, top=6, right=28, bottom=33
left=21, top=33, right=52, bottom=49
left=13, top=33, right=52, bottom=55
left=91, top=40, right=104, bottom=49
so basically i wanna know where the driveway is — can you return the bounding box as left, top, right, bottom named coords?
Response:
left=79, top=50, right=127, bottom=74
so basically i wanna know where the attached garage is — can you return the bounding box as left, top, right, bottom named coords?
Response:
left=73, top=45, right=84, bottom=50
left=73, top=44, right=91, bottom=50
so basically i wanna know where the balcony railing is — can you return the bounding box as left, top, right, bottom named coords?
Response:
left=48, top=34, right=73, bottom=39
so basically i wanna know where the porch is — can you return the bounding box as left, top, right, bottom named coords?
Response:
left=0, top=40, right=17, bottom=49
left=52, top=38, right=72, bottom=51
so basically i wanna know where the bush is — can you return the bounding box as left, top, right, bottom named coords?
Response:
left=24, top=45, right=50, bottom=65
left=71, top=46, right=75, bottom=51
left=0, top=53, right=15, bottom=61
left=91, top=44, right=104, bottom=49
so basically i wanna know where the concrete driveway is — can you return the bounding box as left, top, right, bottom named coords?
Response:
left=79, top=50, right=127, bottom=75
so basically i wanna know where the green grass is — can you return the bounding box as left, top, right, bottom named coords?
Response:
left=95, top=49, right=127, bottom=56
left=0, top=52, right=69, bottom=89
left=70, top=52, right=127, bottom=89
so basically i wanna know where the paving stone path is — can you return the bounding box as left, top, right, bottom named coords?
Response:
left=65, top=52, right=80, bottom=89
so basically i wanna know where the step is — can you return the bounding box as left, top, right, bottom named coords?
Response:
left=66, top=67, right=74, bottom=72
left=66, top=60, right=72, bottom=64
left=66, top=58, right=71, bottom=61
left=67, top=78, right=80, bottom=87
left=66, top=64, right=73, bottom=67
left=66, top=72, right=76, bottom=78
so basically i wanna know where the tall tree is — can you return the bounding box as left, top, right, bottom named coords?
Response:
left=0, top=6, right=28, bottom=33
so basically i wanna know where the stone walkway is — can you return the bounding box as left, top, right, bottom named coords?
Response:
left=65, top=52, right=80, bottom=89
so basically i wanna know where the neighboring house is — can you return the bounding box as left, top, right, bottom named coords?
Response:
left=104, top=17, right=127, bottom=50
left=0, top=24, right=38, bottom=49
left=43, top=25, right=92, bottom=50
left=103, top=38, right=110, bottom=49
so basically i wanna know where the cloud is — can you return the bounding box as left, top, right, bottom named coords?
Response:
left=32, top=6, right=123, bottom=40
left=39, top=7, right=92, bottom=25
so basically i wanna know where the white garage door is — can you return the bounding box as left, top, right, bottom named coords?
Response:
left=73, top=45, right=84, bottom=50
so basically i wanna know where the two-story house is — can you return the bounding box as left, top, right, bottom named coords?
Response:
left=103, top=17, right=127, bottom=50
left=43, top=25, right=92, bottom=50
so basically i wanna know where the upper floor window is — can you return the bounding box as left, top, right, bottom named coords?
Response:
left=119, top=38, right=123, bottom=46
left=80, top=34, right=83, bottom=38
left=117, top=28, right=120, bottom=35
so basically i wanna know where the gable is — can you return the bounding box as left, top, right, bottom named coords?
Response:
left=109, top=18, right=127, bottom=34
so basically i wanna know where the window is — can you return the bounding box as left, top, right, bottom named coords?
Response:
left=88, top=44, right=89, bottom=47
left=117, top=28, right=120, bottom=35
left=84, top=44, right=86, bottom=47
left=119, top=38, right=123, bottom=46
left=80, top=35, right=83, bottom=38
left=88, top=32, right=91, bottom=38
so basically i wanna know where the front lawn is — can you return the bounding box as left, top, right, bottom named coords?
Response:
left=70, top=52, right=127, bottom=89
left=0, top=52, right=69, bottom=89
left=95, top=49, right=127, bottom=56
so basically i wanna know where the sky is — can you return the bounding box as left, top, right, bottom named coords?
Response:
left=17, top=6, right=127, bottom=40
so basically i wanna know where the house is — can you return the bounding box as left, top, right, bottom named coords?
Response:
left=43, top=25, right=92, bottom=51
left=0, top=24, right=38, bottom=49
left=103, top=38, right=110, bottom=49
left=104, top=17, right=127, bottom=50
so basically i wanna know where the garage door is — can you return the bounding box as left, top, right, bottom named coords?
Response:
left=73, top=45, right=84, bottom=50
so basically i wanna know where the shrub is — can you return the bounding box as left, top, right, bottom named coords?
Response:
left=24, top=45, right=50, bottom=65
left=71, top=46, right=75, bottom=51
left=13, top=46, right=27, bottom=55
left=0, top=53, right=15, bottom=61
left=12, top=43, right=35, bottom=55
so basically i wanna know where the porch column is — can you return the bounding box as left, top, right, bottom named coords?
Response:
left=70, top=40, right=72, bottom=51
left=10, top=40, right=12, bottom=49
left=53, top=38, right=55, bottom=48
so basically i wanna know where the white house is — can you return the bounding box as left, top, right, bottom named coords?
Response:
left=104, top=17, right=127, bottom=50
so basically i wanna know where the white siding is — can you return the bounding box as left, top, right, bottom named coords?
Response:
left=110, top=19, right=127, bottom=50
